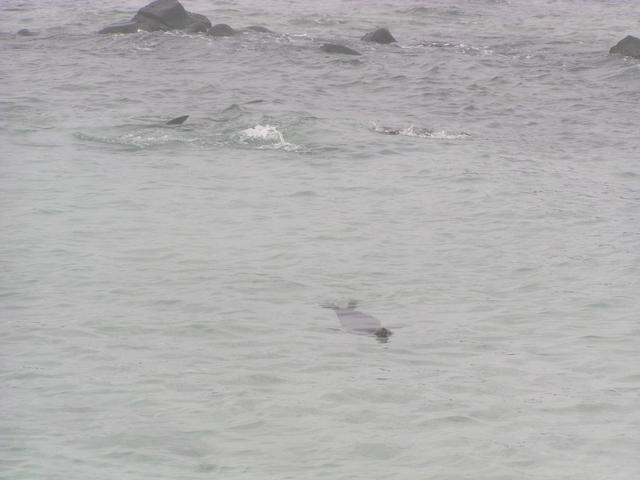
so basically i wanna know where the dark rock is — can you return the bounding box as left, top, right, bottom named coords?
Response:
left=245, top=25, right=272, bottom=33
left=112, top=0, right=210, bottom=32
left=609, top=35, right=640, bottom=59
left=98, top=0, right=211, bottom=34
left=321, top=43, right=361, bottom=55
left=98, top=22, right=139, bottom=34
left=184, top=14, right=211, bottom=33
left=133, top=0, right=188, bottom=31
left=361, top=27, right=396, bottom=44
left=17, top=28, right=37, bottom=36
left=184, top=21, right=209, bottom=33
left=208, top=23, right=236, bottom=37
left=187, top=13, right=212, bottom=31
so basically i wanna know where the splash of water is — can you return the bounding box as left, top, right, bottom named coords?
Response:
left=236, top=124, right=299, bottom=151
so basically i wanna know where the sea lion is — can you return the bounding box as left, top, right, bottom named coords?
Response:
left=375, top=126, right=401, bottom=135
left=321, top=301, right=392, bottom=338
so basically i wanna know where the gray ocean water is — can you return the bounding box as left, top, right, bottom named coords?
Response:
left=2, top=0, right=640, bottom=478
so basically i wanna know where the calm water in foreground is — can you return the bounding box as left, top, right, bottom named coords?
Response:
left=1, top=0, right=640, bottom=478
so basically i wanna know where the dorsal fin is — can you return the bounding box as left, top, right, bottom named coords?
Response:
left=166, top=115, right=189, bottom=125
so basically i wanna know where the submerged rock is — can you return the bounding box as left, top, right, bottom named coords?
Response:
left=609, top=35, right=640, bottom=59
left=245, top=25, right=273, bottom=34
left=98, top=0, right=211, bottom=34
left=321, top=43, right=361, bottom=55
left=98, top=22, right=139, bottom=34
left=208, top=23, right=236, bottom=37
left=361, top=27, right=396, bottom=44
left=17, top=28, right=37, bottom=36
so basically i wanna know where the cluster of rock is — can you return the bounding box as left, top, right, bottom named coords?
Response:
left=98, top=0, right=639, bottom=60
left=98, top=0, right=396, bottom=55
left=320, top=28, right=397, bottom=56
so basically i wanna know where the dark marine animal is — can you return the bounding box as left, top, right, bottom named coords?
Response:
left=166, top=115, right=189, bottom=125
left=321, top=301, right=392, bottom=338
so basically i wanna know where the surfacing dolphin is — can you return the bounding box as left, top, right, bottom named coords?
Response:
left=321, top=301, right=392, bottom=339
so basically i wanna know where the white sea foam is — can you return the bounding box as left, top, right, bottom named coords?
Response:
left=421, top=41, right=494, bottom=56
left=240, top=124, right=284, bottom=142
left=236, top=124, right=299, bottom=151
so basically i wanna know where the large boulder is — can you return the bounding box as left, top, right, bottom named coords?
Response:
left=132, top=0, right=210, bottom=31
left=98, top=0, right=211, bottom=34
left=609, top=35, right=640, bottom=59
left=361, top=28, right=396, bottom=44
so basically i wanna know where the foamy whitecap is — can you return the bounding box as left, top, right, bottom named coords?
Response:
left=421, top=41, right=494, bottom=56
left=241, top=124, right=285, bottom=142
left=236, top=124, right=299, bottom=151
left=399, top=126, right=470, bottom=139
left=426, top=129, right=471, bottom=139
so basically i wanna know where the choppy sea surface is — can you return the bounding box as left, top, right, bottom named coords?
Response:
left=2, top=1, right=640, bottom=478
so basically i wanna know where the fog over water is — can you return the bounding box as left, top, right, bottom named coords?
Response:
left=2, top=0, right=640, bottom=478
